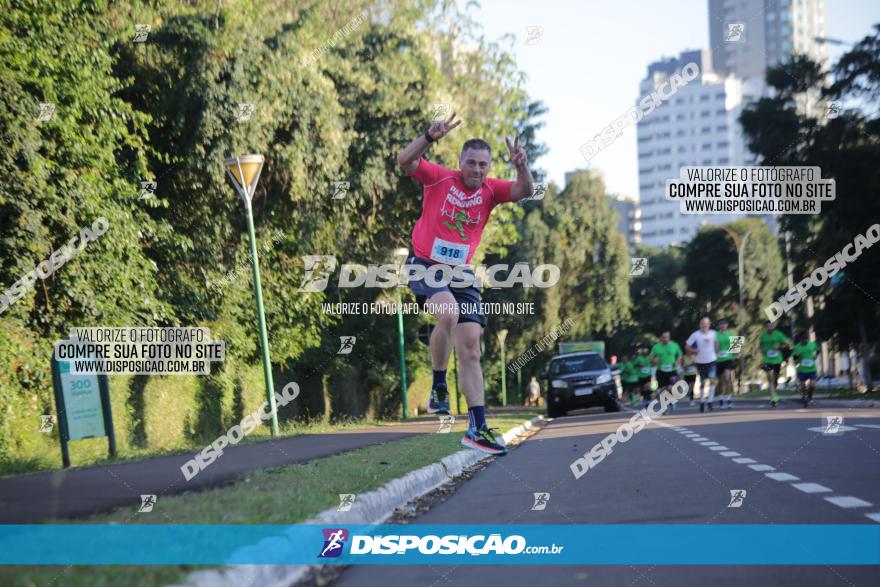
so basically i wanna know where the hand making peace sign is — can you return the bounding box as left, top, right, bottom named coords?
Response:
left=506, top=134, right=528, bottom=169
left=426, top=112, right=462, bottom=141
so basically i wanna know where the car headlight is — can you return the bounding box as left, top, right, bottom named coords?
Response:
left=596, top=372, right=612, bottom=385
left=551, top=379, right=568, bottom=389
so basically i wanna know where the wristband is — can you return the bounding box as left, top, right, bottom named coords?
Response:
left=424, top=130, right=435, bottom=143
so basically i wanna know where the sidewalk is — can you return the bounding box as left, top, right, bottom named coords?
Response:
left=0, top=419, right=455, bottom=524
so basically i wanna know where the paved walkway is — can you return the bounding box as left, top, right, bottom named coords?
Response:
left=0, top=418, right=459, bottom=523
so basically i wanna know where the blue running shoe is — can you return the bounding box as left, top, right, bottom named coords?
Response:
left=461, top=426, right=507, bottom=455
left=427, top=383, right=450, bottom=415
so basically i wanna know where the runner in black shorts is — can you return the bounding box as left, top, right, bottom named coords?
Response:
left=681, top=348, right=698, bottom=404
left=632, top=348, right=653, bottom=408
left=650, top=331, right=683, bottom=412
left=397, top=111, right=535, bottom=454
left=759, top=321, right=790, bottom=407
left=686, top=317, right=719, bottom=412
left=620, top=354, right=640, bottom=407
left=407, top=257, right=485, bottom=326
left=656, top=370, right=677, bottom=389
left=715, top=318, right=737, bottom=409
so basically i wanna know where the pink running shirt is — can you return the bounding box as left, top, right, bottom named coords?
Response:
left=408, top=157, right=514, bottom=265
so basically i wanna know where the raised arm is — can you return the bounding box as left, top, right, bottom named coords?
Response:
left=397, top=112, right=462, bottom=174
left=505, top=134, right=535, bottom=202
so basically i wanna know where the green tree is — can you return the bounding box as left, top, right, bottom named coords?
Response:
left=740, top=24, right=880, bottom=384
left=0, top=0, right=171, bottom=459
left=486, top=171, right=632, bottom=398
left=683, top=220, right=785, bottom=375
left=607, top=244, right=689, bottom=356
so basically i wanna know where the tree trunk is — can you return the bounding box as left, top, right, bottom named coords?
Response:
left=858, top=305, right=873, bottom=391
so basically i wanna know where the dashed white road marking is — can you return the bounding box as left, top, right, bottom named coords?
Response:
left=825, top=496, right=872, bottom=508
left=792, top=482, right=832, bottom=494
left=748, top=464, right=776, bottom=472
left=681, top=424, right=880, bottom=522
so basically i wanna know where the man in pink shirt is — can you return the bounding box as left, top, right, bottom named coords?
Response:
left=397, top=112, right=535, bottom=455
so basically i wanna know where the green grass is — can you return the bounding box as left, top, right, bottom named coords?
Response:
left=738, top=388, right=799, bottom=398
left=812, top=388, right=880, bottom=401
left=0, top=415, right=410, bottom=478
left=737, top=386, right=879, bottom=400
left=0, top=411, right=541, bottom=587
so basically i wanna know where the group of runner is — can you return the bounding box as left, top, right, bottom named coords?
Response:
left=616, top=317, right=821, bottom=411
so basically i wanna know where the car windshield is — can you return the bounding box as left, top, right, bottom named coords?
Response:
left=550, top=354, right=607, bottom=376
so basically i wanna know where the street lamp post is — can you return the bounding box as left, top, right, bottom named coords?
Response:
left=224, top=154, right=278, bottom=437
left=497, top=329, right=509, bottom=407
left=394, top=247, right=410, bottom=419
left=721, top=226, right=751, bottom=394
left=517, top=368, right=522, bottom=405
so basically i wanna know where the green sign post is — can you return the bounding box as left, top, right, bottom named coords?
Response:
left=50, top=356, right=116, bottom=468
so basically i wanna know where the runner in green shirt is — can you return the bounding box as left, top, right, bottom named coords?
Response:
left=715, top=318, right=738, bottom=409
left=792, top=331, right=819, bottom=407
left=650, top=332, right=683, bottom=407
left=632, top=350, right=653, bottom=408
left=759, top=321, right=790, bottom=407
left=620, top=354, right=640, bottom=407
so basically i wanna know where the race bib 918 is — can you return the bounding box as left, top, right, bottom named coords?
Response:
left=768, top=350, right=780, bottom=358
left=430, top=237, right=469, bottom=265
left=802, top=359, right=814, bottom=366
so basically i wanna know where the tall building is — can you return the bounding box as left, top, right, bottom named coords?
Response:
left=708, top=0, right=828, bottom=81
left=636, top=49, right=749, bottom=248
left=607, top=195, right=641, bottom=251
left=638, top=1, right=829, bottom=248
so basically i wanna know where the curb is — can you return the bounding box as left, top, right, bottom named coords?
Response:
left=173, top=414, right=546, bottom=587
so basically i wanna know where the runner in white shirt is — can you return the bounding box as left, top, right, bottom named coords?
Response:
left=685, top=316, right=720, bottom=413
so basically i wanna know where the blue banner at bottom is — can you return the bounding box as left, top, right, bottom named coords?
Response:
left=0, top=524, right=878, bottom=565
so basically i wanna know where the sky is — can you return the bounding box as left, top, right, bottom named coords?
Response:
left=457, top=0, right=880, bottom=199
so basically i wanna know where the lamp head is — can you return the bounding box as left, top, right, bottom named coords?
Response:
left=224, top=154, right=265, bottom=201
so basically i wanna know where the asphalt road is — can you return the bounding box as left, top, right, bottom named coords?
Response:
left=334, top=400, right=880, bottom=586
